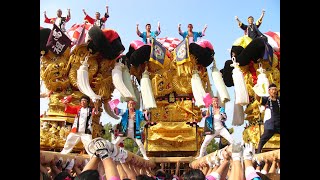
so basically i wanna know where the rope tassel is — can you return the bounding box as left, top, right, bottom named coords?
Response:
left=77, top=56, right=101, bottom=102
left=141, top=70, right=157, bottom=109
left=122, top=65, right=137, bottom=101
left=231, top=57, right=249, bottom=106
left=252, top=63, right=270, bottom=97
left=191, top=70, right=206, bottom=107
left=112, top=62, right=134, bottom=100
left=211, top=59, right=230, bottom=103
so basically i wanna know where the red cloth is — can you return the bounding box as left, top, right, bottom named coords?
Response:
left=102, top=29, right=119, bottom=42
left=84, top=15, right=108, bottom=25
left=44, top=16, right=71, bottom=24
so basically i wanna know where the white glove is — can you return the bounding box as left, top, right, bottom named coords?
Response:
left=206, top=156, right=214, bottom=168
left=92, top=138, right=113, bottom=160
left=113, top=147, right=128, bottom=163
left=243, top=143, right=255, bottom=161
left=231, top=142, right=243, bottom=161
left=214, top=155, right=220, bottom=167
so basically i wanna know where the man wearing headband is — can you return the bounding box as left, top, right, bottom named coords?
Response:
left=44, top=9, right=71, bottom=32
left=61, top=95, right=98, bottom=156
left=113, top=100, right=150, bottom=160
left=178, top=23, right=207, bottom=43
left=235, top=9, right=265, bottom=40
left=83, top=5, right=109, bottom=29
left=255, top=83, right=280, bottom=153
left=136, top=22, right=161, bottom=44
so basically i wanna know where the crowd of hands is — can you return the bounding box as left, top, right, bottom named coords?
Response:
left=40, top=138, right=280, bottom=180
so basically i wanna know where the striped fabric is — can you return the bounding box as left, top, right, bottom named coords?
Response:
left=264, top=31, right=280, bottom=52
left=156, top=37, right=181, bottom=51
left=66, top=23, right=93, bottom=45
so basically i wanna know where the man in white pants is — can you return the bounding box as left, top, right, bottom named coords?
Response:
left=196, top=97, right=234, bottom=159
left=61, top=95, right=97, bottom=156
left=113, top=100, right=149, bottom=160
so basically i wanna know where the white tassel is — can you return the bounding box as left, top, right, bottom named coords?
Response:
left=216, top=91, right=225, bottom=109
left=191, top=70, right=206, bottom=107
left=122, top=65, right=137, bottom=101
left=112, top=62, right=134, bottom=100
left=77, top=56, right=101, bottom=102
left=133, top=82, right=141, bottom=110
left=232, top=94, right=245, bottom=126
left=252, top=63, right=270, bottom=97
left=40, top=80, right=50, bottom=98
left=211, top=65, right=230, bottom=103
left=140, top=70, right=157, bottom=109
left=231, top=57, right=249, bottom=106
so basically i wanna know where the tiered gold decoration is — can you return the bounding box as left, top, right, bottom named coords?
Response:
left=241, top=54, right=280, bottom=149
left=140, top=53, right=211, bottom=156
left=40, top=44, right=116, bottom=152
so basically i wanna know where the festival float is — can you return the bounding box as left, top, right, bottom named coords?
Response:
left=40, top=21, right=280, bottom=175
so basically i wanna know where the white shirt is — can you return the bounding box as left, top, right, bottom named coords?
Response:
left=54, top=17, right=66, bottom=32
left=213, top=114, right=224, bottom=130
left=188, top=36, right=194, bottom=44
left=127, top=117, right=134, bottom=138
left=78, top=107, right=91, bottom=133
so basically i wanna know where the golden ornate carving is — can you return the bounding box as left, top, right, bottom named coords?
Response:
left=40, top=50, right=71, bottom=92
left=147, top=122, right=198, bottom=151
left=150, top=100, right=201, bottom=122
left=243, top=124, right=280, bottom=149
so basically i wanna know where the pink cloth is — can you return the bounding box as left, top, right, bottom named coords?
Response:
left=246, top=172, right=260, bottom=180
left=109, top=176, right=121, bottom=180
left=203, top=93, right=213, bottom=107
left=108, top=99, right=120, bottom=111
left=205, top=175, right=216, bottom=180
left=196, top=39, right=214, bottom=50
left=130, top=40, right=145, bottom=50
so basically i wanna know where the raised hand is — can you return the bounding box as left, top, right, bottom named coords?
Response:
left=243, top=143, right=255, bottom=160
left=235, top=16, right=239, bottom=20
left=91, top=137, right=114, bottom=160
left=231, top=142, right=243, bottom=161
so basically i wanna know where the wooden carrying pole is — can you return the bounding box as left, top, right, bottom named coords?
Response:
left=190, top=146, right=280, bottom=169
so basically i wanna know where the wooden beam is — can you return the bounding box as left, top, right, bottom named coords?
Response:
left=152, top=157, right=194, bottom=163
left=190, top=147, right=280, bottom=168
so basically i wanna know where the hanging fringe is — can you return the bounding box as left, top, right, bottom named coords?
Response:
left=77, top=56, right=101, bottom=102
left=112, top=62, right=134, bottom=100
left=211, top=59, right=230, bottom=103
left=252, top=63, right=270, bottom=97
left=191, top=70, right=206, bottom=107
left=232, top=94, right=245, bottom=126
left=133, top=79, right=141, bottom=110
left=122, top=65, right=137, bottom=101
left=141, top=69, right=157, bottom=109
left=231, top=57, right=249, bottom=106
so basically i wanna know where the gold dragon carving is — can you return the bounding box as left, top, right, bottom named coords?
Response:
left=40, top=48, right=71, bottom=92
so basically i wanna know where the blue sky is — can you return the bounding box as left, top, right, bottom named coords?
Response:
left=40, top=0, right=280, bottom=143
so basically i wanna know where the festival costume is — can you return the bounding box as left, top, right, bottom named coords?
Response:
left=113, top=109, right=149, bottom=160
left=61, top=105, right=95, bottom=156
left=179, top=31, right=204, bottom=43
left=84, top=13, right=109, bottom=29
left=257, top=96, right=280, bottom=153
left=197, top=106, right=234, bottom=158
left=139, top=30, right=160, bottom=44
left=44, top=16, right=70, bottom=32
